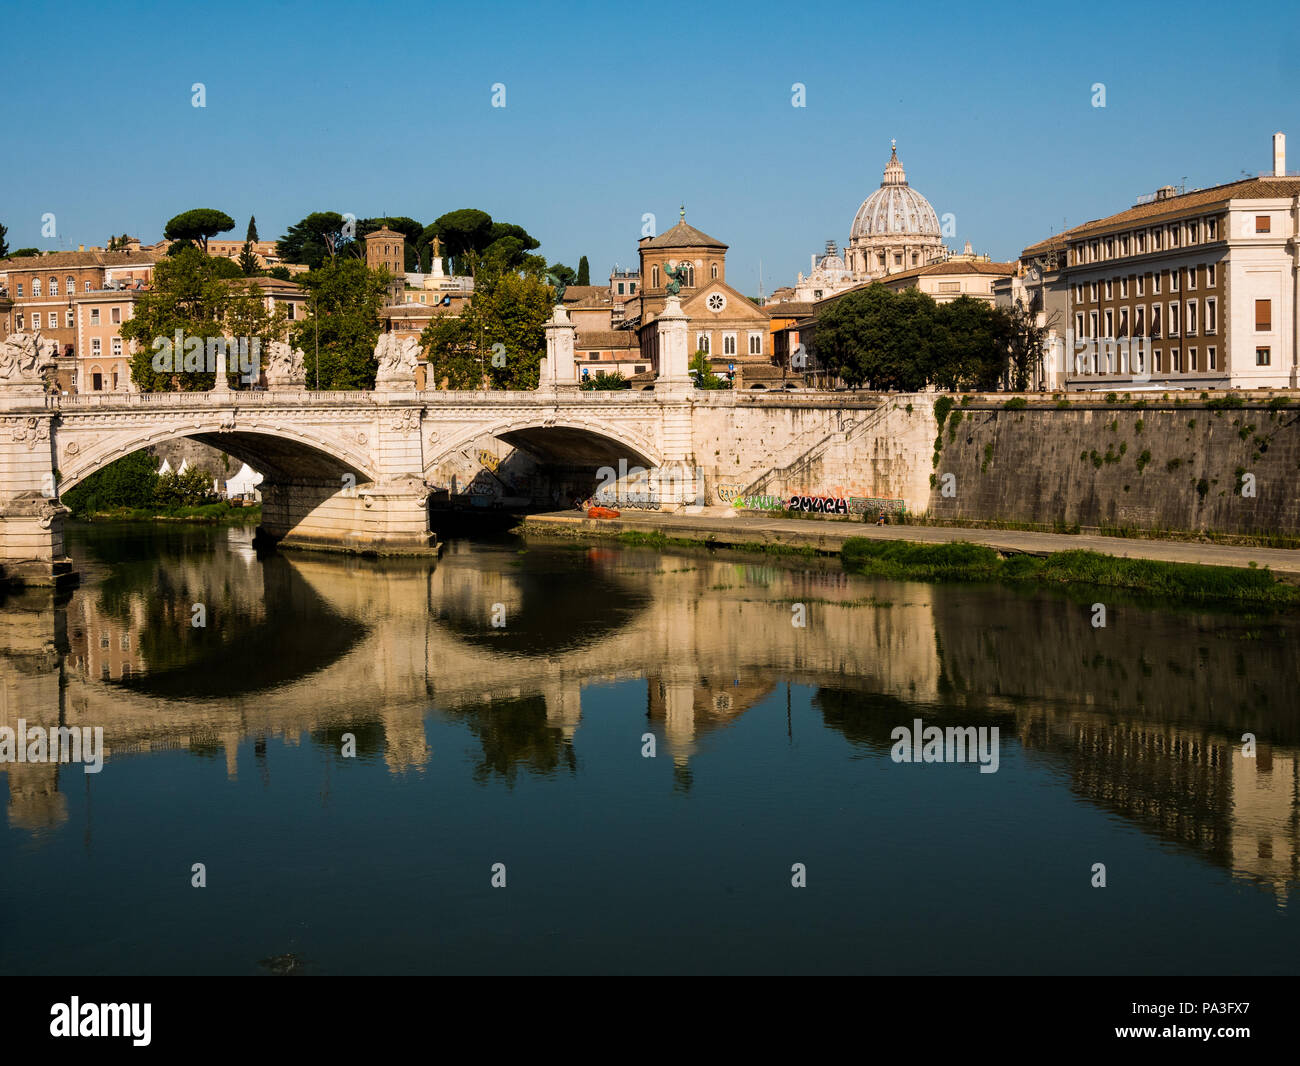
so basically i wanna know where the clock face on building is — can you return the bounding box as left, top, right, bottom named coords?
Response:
left=706, top=292, right=726, bottom=313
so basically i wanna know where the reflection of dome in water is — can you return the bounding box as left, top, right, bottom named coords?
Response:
left=850, top=143, right=941, bottom=238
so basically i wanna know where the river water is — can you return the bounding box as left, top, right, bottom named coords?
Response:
left=1, top=522, right=1298, bottom=975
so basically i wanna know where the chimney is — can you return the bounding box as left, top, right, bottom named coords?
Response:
left=1273, top=132, right=1286, bottom=177
left=78, top=244, right=85, bottom=252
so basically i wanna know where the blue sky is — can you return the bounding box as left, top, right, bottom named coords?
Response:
left=2, top=0, right=1296, bottom=294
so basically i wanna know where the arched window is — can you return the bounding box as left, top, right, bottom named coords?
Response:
left=652, top=266, right=660, bottom=289
left=67, top=276, right=75, bottom=294
left=684, top=264, right=695, bottom=287
left=32, top=278, right=41, bottom=296
left=710, top=264, right=719, bottom=279
left=50, top=277, right=59, bottom=296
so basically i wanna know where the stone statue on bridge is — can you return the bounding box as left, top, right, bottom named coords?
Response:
left=264, top=340, right=307, bottom=390
left=0, top=331, right=58, bottom=392
left=374, top=332, right=420, bottom=391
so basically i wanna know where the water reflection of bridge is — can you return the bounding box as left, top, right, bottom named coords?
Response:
left=2, top=535, right=1298, bottom=903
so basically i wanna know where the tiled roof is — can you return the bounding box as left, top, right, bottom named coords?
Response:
left=879, top=259, right=1016, bottom=284
left=0, top=249, right=160, bottom=271
left=562, top=285, right=610, bottom=306
left=577, top=329, right=639, bottom=349
left=642, top=221, right=727, bottom=250
left=764, top=301, right=817, bottom=316
left=365, top=228, right=405, bottom=240
left=1020, top=176, right=1300, bottom=257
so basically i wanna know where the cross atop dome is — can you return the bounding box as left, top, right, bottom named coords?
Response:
left=882, top=141, right=907, bottom=186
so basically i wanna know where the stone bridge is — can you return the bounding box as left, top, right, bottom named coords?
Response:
left=0, top=300, right=933, bottom=583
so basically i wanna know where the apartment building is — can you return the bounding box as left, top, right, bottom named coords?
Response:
left=1019, top=133, right=1300, bottom=390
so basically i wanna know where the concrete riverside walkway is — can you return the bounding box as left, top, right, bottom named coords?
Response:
left=522, top=508, right=1300, bottom=579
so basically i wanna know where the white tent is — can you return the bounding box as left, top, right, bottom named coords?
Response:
left=224, top=463, right=264, bottom=500
left=157, top=459, right=172, bottom=476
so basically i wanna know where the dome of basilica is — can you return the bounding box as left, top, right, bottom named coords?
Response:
left=850, top=143, right=941, bottom=239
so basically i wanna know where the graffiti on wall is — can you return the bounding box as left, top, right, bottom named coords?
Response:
left=848, top=497, right=907, bottom=516
left=786, top=494, right=849, bottom=515
left=732, top=494, right=786, bottom=511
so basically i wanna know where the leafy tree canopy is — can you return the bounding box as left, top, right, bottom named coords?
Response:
left=277, top=211, right=352, bottom=271
left=163, top=208, right=236, bottom=252
left=290, top=257, right=390, bottom=390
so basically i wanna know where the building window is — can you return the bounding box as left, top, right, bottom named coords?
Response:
left=1118, top=308, right=1129, bottom=337
left=112, top=338, right=122, bottom=356
left=1153, top=272, right=1161, bottom=295
left=711, top=264, right=719, bottom=279
left=48, top=312, right=57, bottom=328
left=1075, top=284, right=1084, bottom=302
left=84, top=281, right=91, bottom=292
left=1257, top=347, right=1271, bottom=366
left=1256, top=215, right=1271, bottom=233
left=1136, top=275, right=1144, bottom=296
left=1189, top=347, right=1198, bottom=371
left=1208, top=346, right=1216, bottom=370
left=49, top=278, right=58, bottom=296
left=1205, top=298, right=1216, bottom=333
left=1256, top=299, right=1272, bottom=331
left=32, top=279, right=41, bottom=297
left=1169, top=224, right=1180, bottom=247
left=286, top=302, right=295, bottom=320
left=1134, top=307, right=1144, bottom=335
left=1151, top=305, right=1161, bottom=337
left=111, top=307, right=121, bottom=324
left=1104, top=280, right=1113, bottom=300
left=1153, top=229, right=1162, bottom=250
left=1136, top=232, right=1146, bottom=253
left=1170, top=270, right=1179, bottom=292
left=1172, top=348, right=1181, bottom=372
left=1206, top=264, right=1216, bottom=286
left=1120, top=235, right=1129, bottom=256
left=65, top=310, right=73, bottom=328
left=630, top=283, right=636, bottom=293
left=893, top=254, right=902, bottom=266
left=1090, top=282, right=1098, bottom=301
left=748, top=332, right=763, bottom=355
left=1075, top=312, right=1085, bottom=338
left=696, top=333, right=710, bottom=354
left=1104, top=310, right=1113, bottom=337
left=1188, top=221, right=1199, bottom=243
left=617, top=282, right=624, bottom=294
left=90, top=309, right=100, bottom=325
left=1207, top=218, right=1218, bottom=240
left=1154, top=350, right=1162, bottom=373
left=1186, top=300, right=1197, bottom=335
left=15, top=314, right=23, bottom=329
left=1089, top=311, right=1098, bottom=338
left=722, top=332, right=737, bottom=356
left=92, top=368, right=103, bottom=391
left=91, top=338, right=101, bottom=355
left=1168, top=301, right=1179, bottom=335
left=15, top=283, right=22, bottom=297
left=684, top=265, right=695, bottom=287
left=1120, top=278, right=1128, bottom=298
left=66, top=276, right=74, bottom=293
left=652, top=266, right=659, bottom=288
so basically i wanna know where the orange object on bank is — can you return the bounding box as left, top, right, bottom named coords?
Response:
left=587, top=506, right=621, bottom=519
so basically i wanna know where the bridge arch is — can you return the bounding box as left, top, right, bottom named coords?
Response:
left=57, top=419, right=380, bottom=494
left=427, top=414, right=664, bottom=473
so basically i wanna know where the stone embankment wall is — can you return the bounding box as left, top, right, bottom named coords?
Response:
left=925, top=395, right=1300, bottom=535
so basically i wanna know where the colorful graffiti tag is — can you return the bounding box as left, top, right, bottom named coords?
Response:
left=848, top=497, right=907, bottom=516
left=732, top=494, right=786, bottom=511
left=786, top=495, right=849, bottom=515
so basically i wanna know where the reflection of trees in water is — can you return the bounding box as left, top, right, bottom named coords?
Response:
left=309, top=720, right=387, bottom=762
left=441, top=695, right=577, bottom=785
left=813, top=686, right=1018, bottom=754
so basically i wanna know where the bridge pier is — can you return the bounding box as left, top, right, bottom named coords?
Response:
left=257, top=474, right=438, bottom=556
left=0, top=405, right=74, bottom=587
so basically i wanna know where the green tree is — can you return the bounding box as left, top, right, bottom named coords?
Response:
left=933, top=295, right=1006, bottom=391
left=689, top=351, right=729, bottom=389
left=163, top=208, right=236, bottom=252
left=121, top=246, right=287, bottom=391
left=106, top=234, right=132, bottom=251
left=61, top=451, right=159, bottom=515
left=245, top=215, right=259, bottom=243
left=277, top=212, right=352, bottom=270
left=290, top=257, right=389, bottom=390
left=155, top=466, right=219, bottom=508
left=816, top=284, right=935, bottom=390
left=0, top=222, right=9, bottom=259
left=580, top=370, right=628, bottom=390
left=238, top=241, right=260, bottom=276
left=7, top=247, right=40, bottom=259
left=421, top=211, right=540, bottom=276
left=576, top=256, right=590, bottom=286
left=421, top=261, right=551, bottom=389
left=547, top=262, right=577, bottom=287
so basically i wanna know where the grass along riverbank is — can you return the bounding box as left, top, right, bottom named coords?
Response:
left=840, top=538, right=1299, bottom=608
left=72, top=503, right=261, bottom=525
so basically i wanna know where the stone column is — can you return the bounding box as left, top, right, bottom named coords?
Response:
left=540, top=305, right=578, bottom=389
left=653, top=295, right=692, bottom=392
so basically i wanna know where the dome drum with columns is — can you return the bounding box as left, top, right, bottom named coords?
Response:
left=846, top=142, right=946, bottom=278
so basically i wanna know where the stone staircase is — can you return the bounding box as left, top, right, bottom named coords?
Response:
left=738, top=401, right=896, bottom=498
